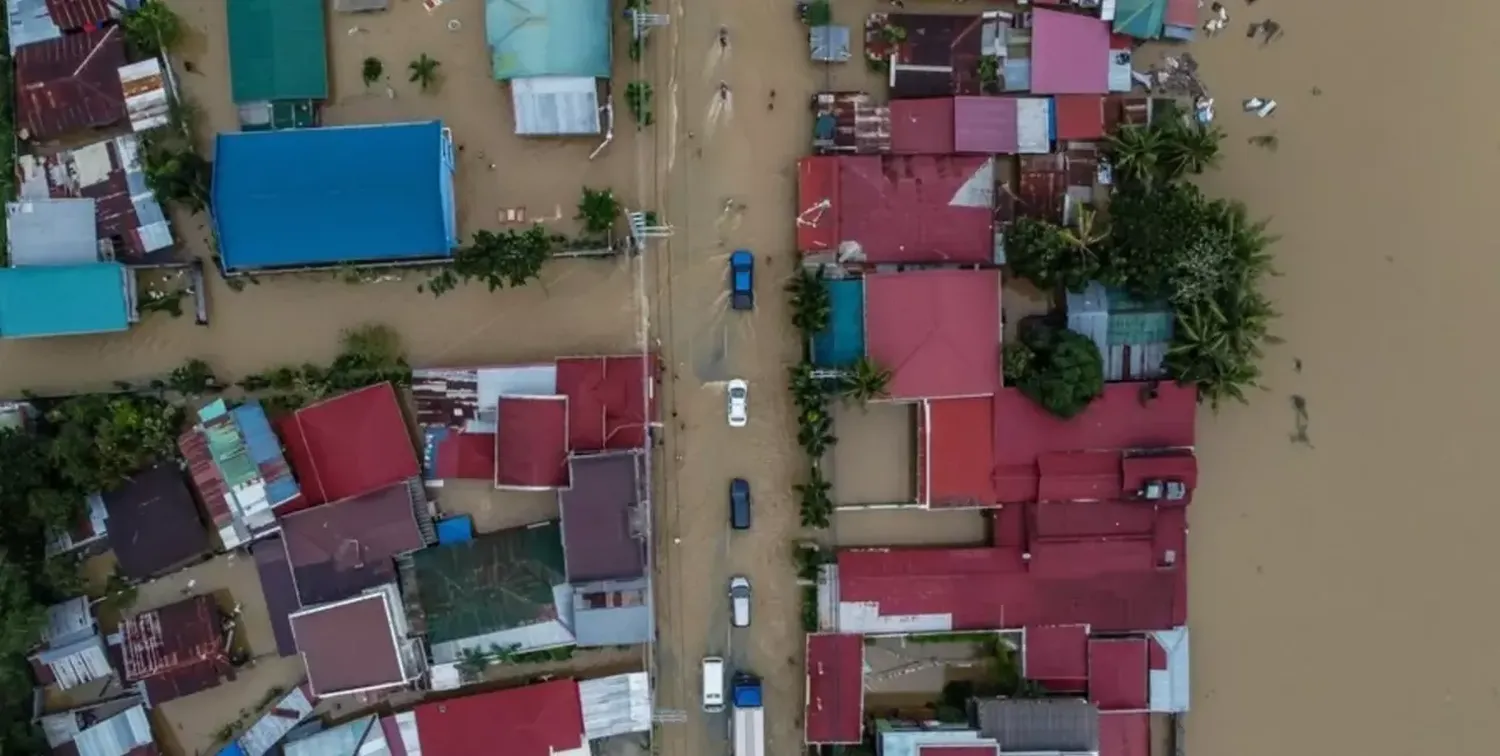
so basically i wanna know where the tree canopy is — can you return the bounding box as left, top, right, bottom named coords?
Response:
left=1010, top=322, right=1105, bottom=419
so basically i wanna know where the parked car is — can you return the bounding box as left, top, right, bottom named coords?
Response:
left=730, top=478, right=751, bottom=530
left=729, top=576, right=752, bottom=627
left=727, top=379, right=748, bottom=427
left=729, top=249, right=754, bottom=310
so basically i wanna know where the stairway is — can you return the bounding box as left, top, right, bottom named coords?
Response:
left=406, top=477, right=438, bottom=545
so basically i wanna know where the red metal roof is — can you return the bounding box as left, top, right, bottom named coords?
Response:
left=890, top=98, right=955, bottom=155
left=279, top=383, right=421, bottom=505
left=924, top=397, right=996, bottom=508
left=1037, top=451, right=1124, bottom=503
left=495, top=396, right=570, bottom=488
left=1032, top=501, right=1159, bottom=541
left=953, top=96, right=1018, bottom=154
left=1088, top=637, right=1149, bottom=710
left=434, top=431, right=496, bottom=480
left=865, top=270, right=1001, bottom=400
left=1023, top=624, right=1089, bottom=690
left=280, top=482, right=425, bottom=605
left=837, top=542, right=1182, bottom=631
left=1053, top=95, right=1106, bottom=141
left=798, top=155, right=841, bottom=252
left=1099, top=713, right=1149, bottom=756
left=14, top=28, right=127, bottom=141
left=414, top=679, right=584, bottom=756
left=804, top=633, right=864, bottom=744
left=554, top=354, right=654, bottom=451
left=290, top=592, right=406, bottom=696
left=839, top=155, right=996, bottom=264
left=992, top=383, right=1197, bottom=503
left=120, top=595, right=231, bottom=704
left=1030, top=9, right=1110, bottom=94
left=44, top=0, right=119, bottom=30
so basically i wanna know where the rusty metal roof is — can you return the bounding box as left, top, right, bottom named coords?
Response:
left=812, top=91, right=891, bottom=155
left=1018, top=154, right=1069, bottom=223
left=14, top=27, right=127, bottom=141
left=15, top=134, right=175, bottom=263
left=120, top=595, right=231, bottom=703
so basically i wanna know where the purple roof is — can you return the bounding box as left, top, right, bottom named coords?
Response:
left=1030, top=9, right=1111, bottom=94
left=954, top=96, right=1019, bottom=154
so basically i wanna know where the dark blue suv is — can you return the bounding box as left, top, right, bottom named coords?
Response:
left=730, top=478, right=751, bottom=530
left=729, top=249, right=754, bottom=311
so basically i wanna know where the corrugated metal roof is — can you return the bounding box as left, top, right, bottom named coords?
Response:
left=837, top=155, right=997, bottom=264
left=559, top=453, right=644, bottom=581
left=1054, top=95, right=1106, bottom=140
left=0, top=262, right=130, bottom=339
left=974, top=699, right=1099, bottom=752
left=804, top=633, right=864, bottom=744
left=284, top=714, right=387, bottom=756
left=280, top=481, right=424, bottom=605
left=279, top=383, right=424, bottom=505
left=1148, top=627, right=1189, bottom=712
left=1015, top=98, right=1052, bottom=154
left=889, top=98, right=955, bottom=155
left=954, top=96, right=1018, bottom=154
left=289, top=587, right=410, bottom=697
left=104, top=464, right=211, bottom=580
left=16, top=135, right=174, bottom=263
left=14, top=27, right=127, bottom=140
left=1088, top=637, right=1149, bottom=710
left=811, top=91, right=890, bottom=155
left=578, top=672, right=651, bottom=740
left=1031, top=9, right=1111, bottom=94
left=810, top=25, right=850, bottom=62
left=510, top=76, right=601, bottom=136
left=42, top=596, right=94, bottom=645
left=485, top=0, right=611, bottom=80
left=495, top=396, right=570, bottom=488
left=8, top=0, right=121, bottom=51
left=880, top=730, right=996, bottom=756
left=118, top=58, right=170, bottom=132
left=226, top=0, right=329, bottom=102
left=6, top=199, right=100, bottom=266
left=233, top=684, right=316, bottom=756
left=1112, top=0, right=1166, bottom=39
left=121, top=594, right=232, bottom=703
left=73, top=704, right=153, bottom=756
left=864, top=270, right=1001, bottom=400
left=570, top=577, right=650, bottom=646
left=412, top=679, right=585, bottom=756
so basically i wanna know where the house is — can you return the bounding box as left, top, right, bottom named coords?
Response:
left=485, top=0, right=610, bottom=135
left=6, top=199, right=102, bottom=266
left=28, top=597, right=113, bottom=691
left=577, top=673, right=652, bottom=740
left=1029, top=9, right=1110, bottom=95
left=569, top=577, right=650, bottom=647
left=279, top=481, right=431, bottom=605
left=863, top=14, right=999, bottom=98
left=120, top=595, right=234, bottom=704
left=417, top=522, right=574, bottom=665
left=804, top=633, right=864, bottom=744
left=0, top=263, right=135, bottom=339
left=1066, top=283, right=1173, bottom=382
left=811, top=91, right=891, bottom=155
left=179, top=399, right=302, bottom=549
left=412, top=679, right=587, bottom=756
left=14, top=27, right=127, bottom=141
left=251, top=535, right=302, bottom=658
left=863, top=270, right=1002, bottom=401
left=288, top=584, right=423, bottom=698
left=560, top=453, right=646, bottom=582
left=16, top=135, right=174, bottom=262
left=276, top=383, right=422, bottom=506
left=973, top=699, right=1100, bottom=755
left=103, top=464, right=211, bottom=581
left=225, top=0, right=328, bottom=130
left=6, top=0, right=125, bottom=52
left=46, top=492, right=110, bottom=557
left=217, top=683, right=316, bottom=756
left=38, top=695, right=158, bottom=756
left=211, top=123, right=458, bottom=271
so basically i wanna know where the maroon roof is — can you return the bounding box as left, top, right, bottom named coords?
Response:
left=44, top=0, right=120, bottom=30
left=797, top=155, right=840, bottom=253
left=1017, top=154, right=1069, bottom=223
left=889, top=98, right=955, bottom=155
left=1054, top=95, right=1106, bottom=141
left=954, top=96, right=1019, bottom=154
left=839, top=155, right=995, bottom=264
left=921, top=397, right=995, bottom=508
left=289, top=592, right=406, bottom=696
left=1032, top=501, right=1159, bottom=541
left=279, top=383, right=421, bottom=505
left=433, top=431, right=495, bottom=480
left=868, top=14, right=987, bottom=98
left=864, top=270, right=1001, bottom=400
left=1099, top=713, right=1149, bottom=756
left=280, top=482, right=425, bottom=605
left=804, top=634, right=864, bottom=744
left=1023, top=624, right=1089, bottom=691
left=414, top=679, right=584, bottom=756
left=120, top=595, right=232, bottom=704
left=102, top=464, right=211, bottom=580
left=554, top=354, right=654, bottom=451
left=559, top=453, right=645, bottom=582
left=495, top=396, right=570, bottom=488
left=992, top=383, right=1197, bottom=504
left=919, top=748, right=999, bottom=756
left=1037, top=451, right=1125, bottom=503
left=252, top=535, right=302, bottom=657
left=14, top=28, right=126, bottom=141
left=1088, top=638, right=1148, bottom=710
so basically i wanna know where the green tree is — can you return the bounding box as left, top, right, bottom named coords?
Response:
left=427, top=226, right=559, bottom=296
left=141, top=136, right=211, bottom=214
left=122, top=1, right=183, bottom=56
left=788, top=361, right=830, bottom=415
left=45, top=395, right=183, bottom=494
left=168, top=358, right=221, bottom=396
left=408, top=54, right=441, bottom=92
left=801, top=0, right=832, bottom=26
left=786, top=268, right=832, bottom=335
left=1002, top=342, right=1034, bottom=386
left=1158, top=119, right=1224, bottom=179
left=1005, top=217, right=1096, bottom=292
left=362, top=57, right=384, bottom=87
left=626, top=81, right=654, bottom=126
left=839, top=356, right=891, bottom=405
left=796, top=466, right=833, bottom=528
left=1164, top=285, right=1277, bottom=408
left=1014, top=323, right=1104, bottom=419
left=797, top=405, right=836, bottom=458
left=576, top=187, right=622, bottom=235
left=456, top=646, right=492, bottom=682
left=1105, top=123, right=1165, bottom=187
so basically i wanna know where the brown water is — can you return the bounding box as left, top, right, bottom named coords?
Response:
left=4, top=1, right=1494, bottom=755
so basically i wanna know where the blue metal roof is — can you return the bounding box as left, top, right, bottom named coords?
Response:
left=231, top=401, right=302, bottom=505
left=211, top=121, right=457, bottom=270
left=0, top=263, right=130, bottom=339
left=486, top=0, right=611, bottom=80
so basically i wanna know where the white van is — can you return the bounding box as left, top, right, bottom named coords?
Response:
left=702, top=656, right=726, bottom=712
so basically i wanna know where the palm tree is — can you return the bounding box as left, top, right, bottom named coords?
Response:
left=797, top=408, right=836, bottom=457
left=625, top=81, right=654, bottom=126
left=1105, top=124, right=1164, bottom=187
left=1159, top=121, right=1224, bottom=179
left=840, top=356, right=892, bottom=404
left=408, top=54, right=441, bottom=92
left=786, top=268, right=832, bottom=334
left=788, top=362, right=829, bottom=414
left=796, top=467, right=834, bottom=528
left=362, top=57, right=384, bottom=87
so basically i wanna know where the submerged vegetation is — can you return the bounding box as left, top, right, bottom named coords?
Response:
left=408, top=54, right=441, bottom=92
left=421, top=226, right=560, bottom=297
left=237, top=323, right=412, bottom=413
left=121, top=0, right=183, bottom=57
left=625, top=81, right=654, bottom=127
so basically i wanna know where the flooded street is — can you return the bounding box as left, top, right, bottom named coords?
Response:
left=2, top=1, right=1495, bottom=755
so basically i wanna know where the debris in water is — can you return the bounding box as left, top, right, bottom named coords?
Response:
left=1248, top=132, right=1278, bottom=150
left=1259, top=19, right=1282, bottom=44
left=1247, top=22, right=1261, bottom=38
left=718, top=81, right=730, bottom=100
left=1293, top=357, right=1302, bottom=373
left=1289, top=395, right=1313, bottom=447
left=1310, top=86, right=1322, bottom=96
left=1243, top=97, right=1277, bottom=117
left=1194, top=96, right=1215, bottom=123
left=718, top=26, right=729, bottom=48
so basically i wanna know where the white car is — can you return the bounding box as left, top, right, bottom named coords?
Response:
left=729, top=576, right=752, bottom=627
left=727, top=379, right=748, bottom=427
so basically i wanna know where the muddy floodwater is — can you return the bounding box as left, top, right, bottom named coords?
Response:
left=1, top=1, right=1495, bottom=755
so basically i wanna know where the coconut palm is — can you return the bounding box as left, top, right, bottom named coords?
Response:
left=839, top=356, right=892, bottom=405
left=1059, top=203, right=1108, bottom=251
left=796, top=466, right=834, bottom=528
left=625, top=81, right=654, bottom=126
left=797, top=407, right=836, bottom=457
left=408, top=54, right=441, bottom=92
left=788, top=362, right=828, bottom=414
left=1159, top=121, right=1224, bottom=179
left=1105, top=124, right=1164, bottom=187
left=786, top=268, right=832, bottom=334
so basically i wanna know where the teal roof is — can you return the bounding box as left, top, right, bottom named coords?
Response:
left=227, top=0, right=329, bottom=102
left=1112, top=0, right=1166, bottom=40
left=485, top=0, right=611, bottom=80
left=0, top=263, right=130, bottom=339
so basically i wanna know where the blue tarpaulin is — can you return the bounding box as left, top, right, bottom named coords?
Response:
left=436, top=515, right=474, bottom=545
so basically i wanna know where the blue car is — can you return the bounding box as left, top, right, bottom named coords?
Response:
left=729, top=249, right=754, bottom=311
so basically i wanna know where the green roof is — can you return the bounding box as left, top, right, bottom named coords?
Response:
left=1112, top=0, right=1166, bottom=40
left=0, top=263, right=131, bottom=339
left=413, top=522, right=567, bottom=644
left=227, top=0, right=330, bottom=102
